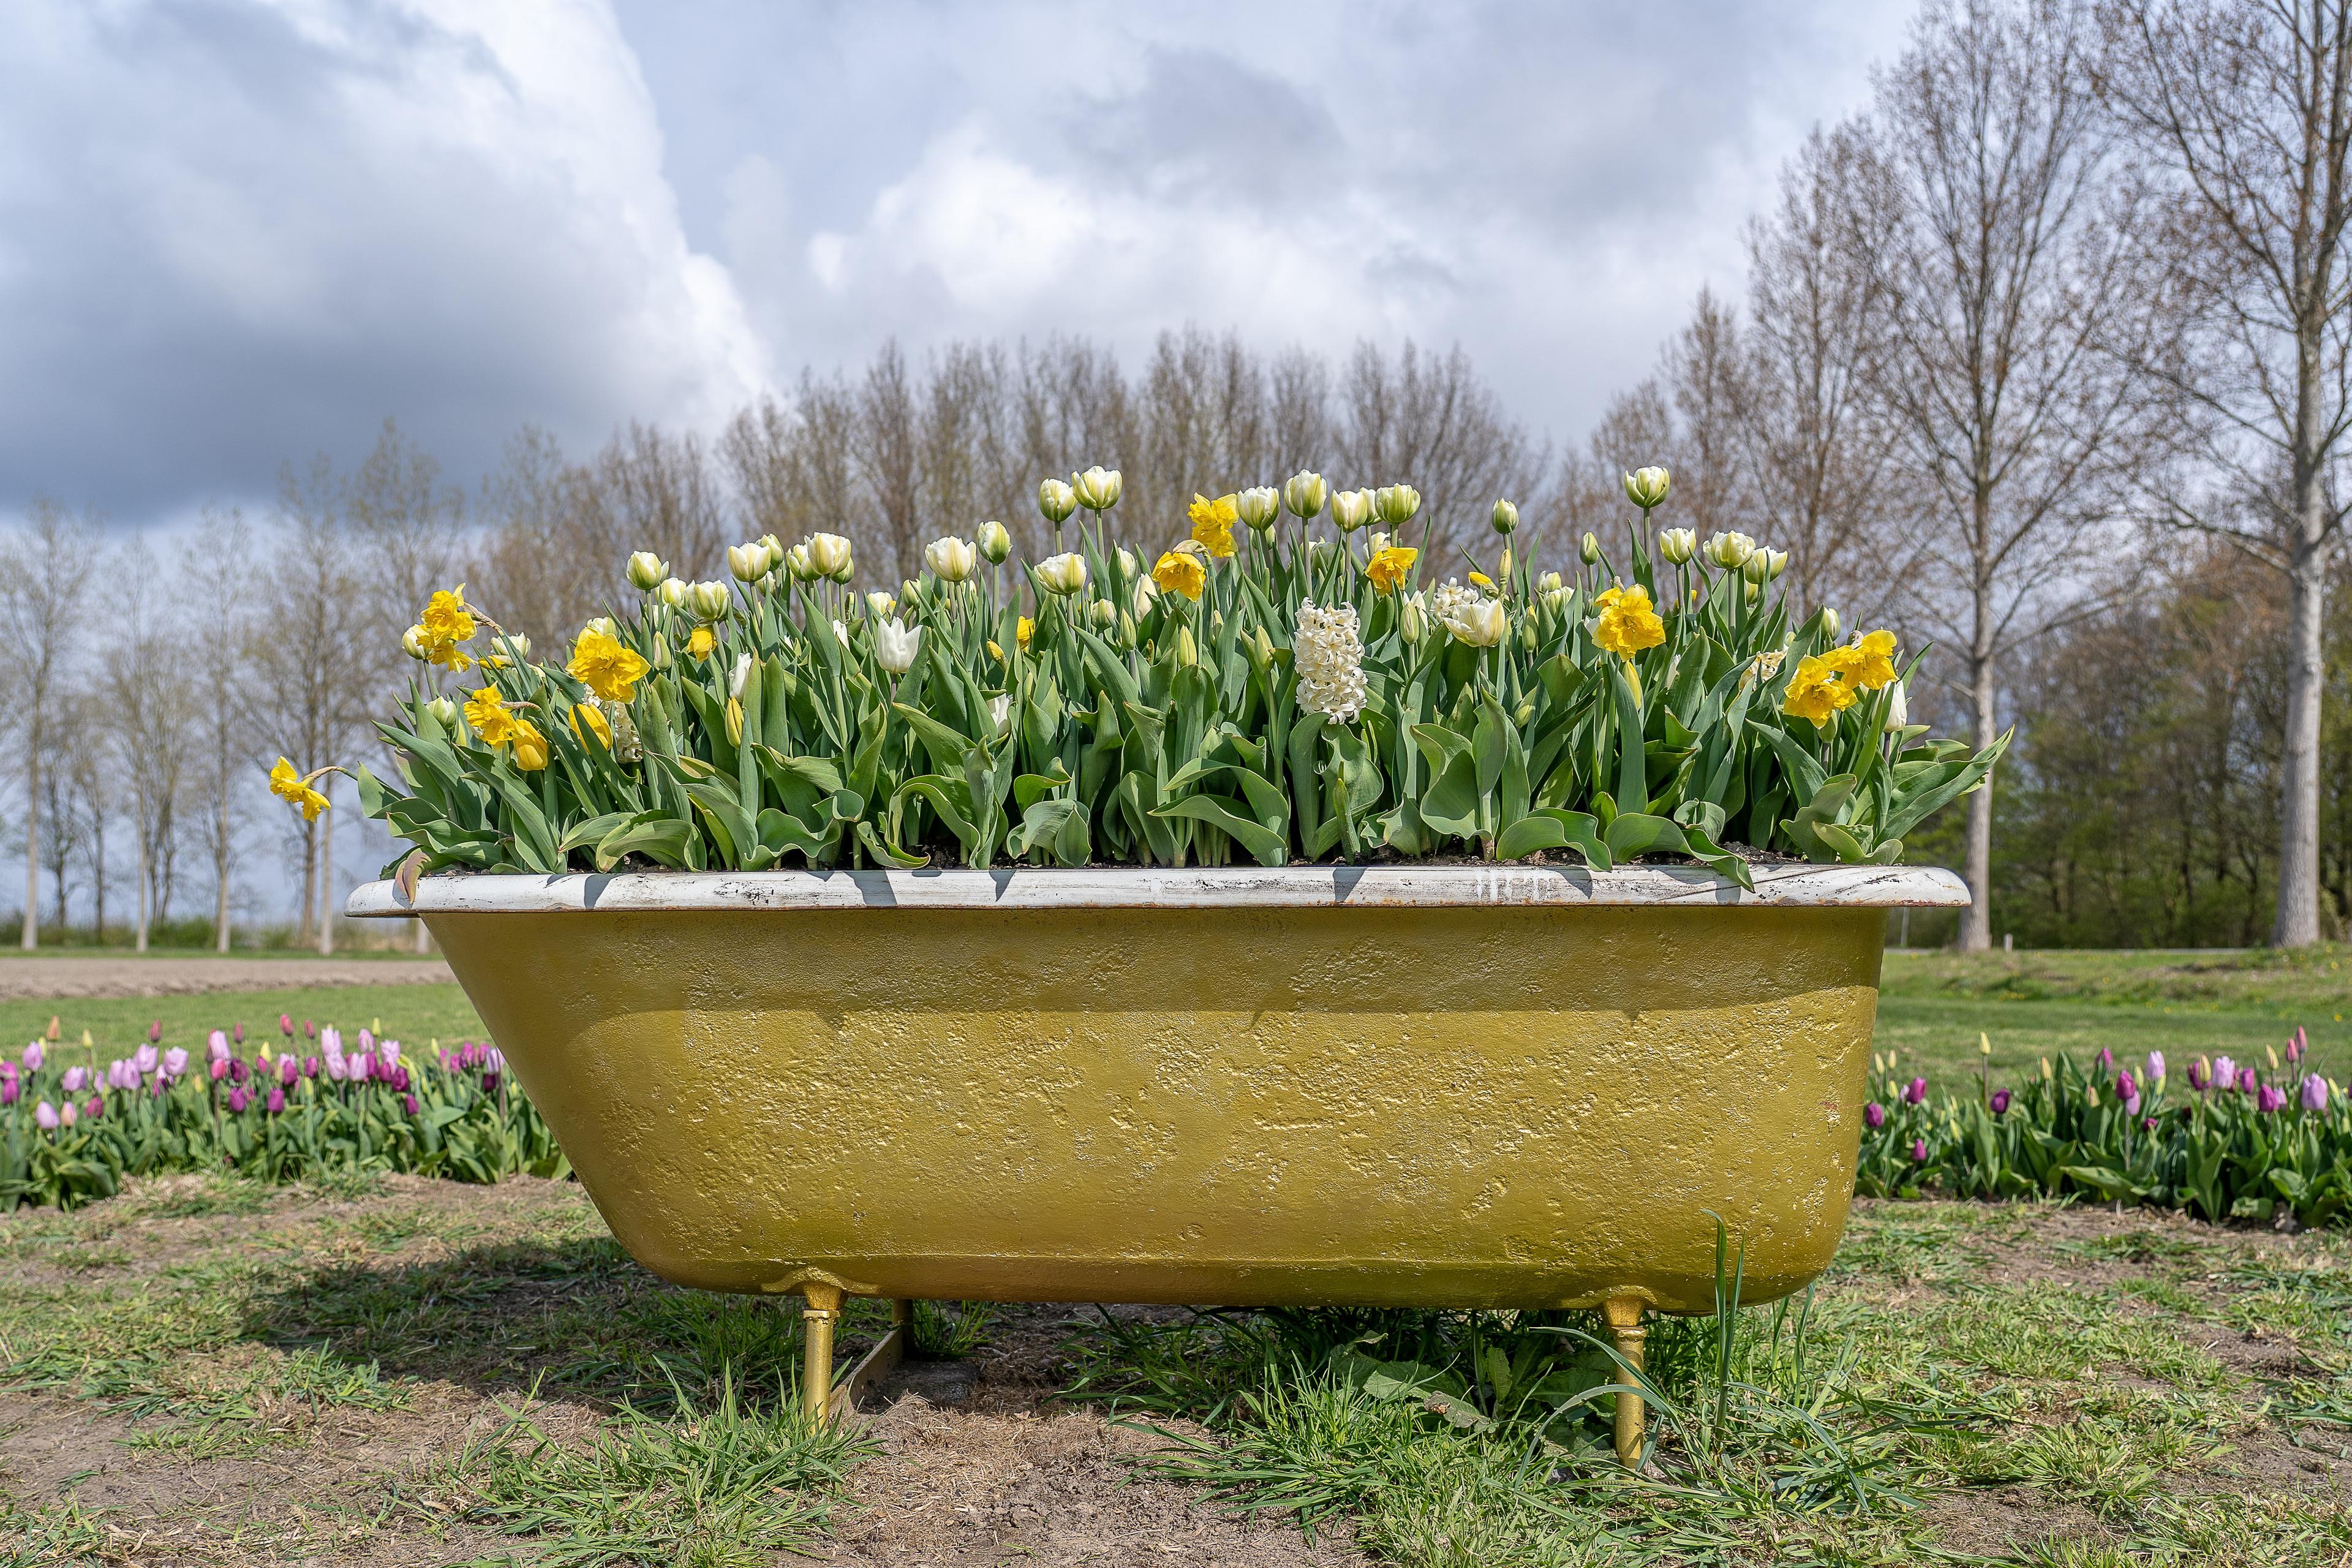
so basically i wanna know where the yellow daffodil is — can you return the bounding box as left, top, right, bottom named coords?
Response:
left=464, top=687, right=519, bottom=747
left=1366, top=545, right=1418, bottom=594
left=267, top=757, right=330, bottom=822
left=570, top=702, right=612, bottom=749
left=511, top=718, right=549, bottom=772
left=420, top=586, right=475, bottom=647
left=1782, top=655, right=1857, bottom=728
left=687, top=625, right=715, bottom=660
left=1017, top=616, right=1035, bottom=650
left=1826, top=628, right=1899, bottom=691
left=567, top=627, right=650, bottom=704
left=1151, top=548, right=1206, bottom=601
left=1188, top=492, right=1238, bottom=559
left=1593, top=584, right=1665, bottom=657
left=1469, top=570, right=1495, bottom=591
left=986, top=639, right=1006, bottom=662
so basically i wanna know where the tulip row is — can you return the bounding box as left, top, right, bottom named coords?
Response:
left=304, top=461, right=2005, bottom=881
left=1858, top=1031, right=2352, bottom=1228
left=0, top=1027, right=563, bottom=1210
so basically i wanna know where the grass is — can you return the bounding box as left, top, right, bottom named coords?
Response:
left=0, top=984, right=488, bottom=1067
left=1879, top=945, right=2352, bottom=1093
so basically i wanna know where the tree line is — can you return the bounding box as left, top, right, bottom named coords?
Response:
left=4, top=0, right=2348, bottom=951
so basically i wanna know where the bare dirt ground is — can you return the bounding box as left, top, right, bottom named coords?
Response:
left=0, top=957, right=453, bottom=1001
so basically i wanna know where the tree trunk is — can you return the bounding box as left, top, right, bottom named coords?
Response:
left=213, top=785, right=232, bottom=953
left=1961, top=650, right=1998, bottom=951
left=2274, top=338, right=2329, bottom=948
left=316, top=780, right=335, bottom=956
left=298, top=818, right=317, bottom=945
left=20, top=737, right=36, bottom=951
left=135, top=826, right=149, bottom=953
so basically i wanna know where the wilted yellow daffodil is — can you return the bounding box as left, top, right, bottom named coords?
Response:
left=1366, top=545, right=1418, bottom=594
left=1593, top=584, right=1665, bottom=657
left=567, top=627, right=650, bottom=704
left=1151, top=548, right=1205, bottom=601
left=1016, top=616, right=1035, bottom=650
left=687, top=625, right=715, bottom=660
left=267, top=757, right=330, bottom=821
left=511, top=718, right=549, bottom=772
left=570, top=701, right=612, bottom=749
left=464, top=687, right=520, bottom=747
left=1188, top=493, right=1238, bottom=559
left=1782, top=655, right=1856, bottom=728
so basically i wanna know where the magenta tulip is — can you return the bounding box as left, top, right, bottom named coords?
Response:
left=210, top=1059, right=228, bottom=1082
left=81, top=1093, right=102, bottom=1119
left=265, top=1087, right=285, bottom=1115
left=1864, top=1100, right=1887, bottom=1129
left=2289, top=1027, right=2307, bottom=1065
left=2257, top=1085, right=2286, bottom=1114
left=1910, top=1138, right=1928, bottom=1163
left=226, top=1087, right=248, bottom=1114
left=280, top=1056, right=298, bottom=1087
left=0, top=1079, right=15, bottom=1107
left=2239, top=1068, right=2259, bottom=1093
left=303, top=1055, right=319, bottom=1079
left=401, top=1093, right=420, bottom=1117
left=1991, top=1088, right=2012, bottom=1115
left=2097, top=1047, right=2113, bottom=1070
left=1905, top=1077, right=1927, bottom=1105
left=303, top=1019, right=315, bottom=1040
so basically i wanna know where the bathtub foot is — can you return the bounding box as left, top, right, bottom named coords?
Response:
left=801, top=1282, right=843, bottom=1423
left=1604, top=1297, right=1647, bottom=1469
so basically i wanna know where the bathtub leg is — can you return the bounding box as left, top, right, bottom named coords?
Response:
left=801, top=1282, right=843, bottom=1423
left=1604, top=1297, right=1647, bottom=1469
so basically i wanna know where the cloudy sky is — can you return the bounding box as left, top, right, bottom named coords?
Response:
left=1, top=0, right=1912, bottom=529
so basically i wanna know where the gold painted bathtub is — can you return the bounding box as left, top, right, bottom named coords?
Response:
left=351, top=865, right=1966, bottom=1316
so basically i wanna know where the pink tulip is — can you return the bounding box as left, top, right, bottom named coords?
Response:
left=265, top=1087, right=285, bottom=1115
left=162, top=1047, right=187, bottom=1079
left=1910, top=1138, right=1928, bottom=1163
left=303, top=1019, right=315, bottom=1040
left=401, top=1093, right=420, bottom=1117
left=233, top=1022, right=245, bottom=1045
left=2257, top=1085, right=2286, bottom=1114
left=278, top=1014, right=292, bottom=1037
left=2097, top=1047, right=2113, bottom=1071
left=208, top=1030, right=229, bottom=1063
left=356, top=1028, right=373, bottom=1054
left=2288, top=1027, right=2307, bottom=1065
left=325, top=1054, right=348, bottom=1082
left=34, top=1099, right=57, bottom=1129
left=2300, top=1074, right=2328, bottom=1112
left=210, top=1059, right=228, bottom=1082
left=21, top=1043, right=42, bottom=1072
left=83, top=1095, right=102, bottom=1121
left=147, top=1020, right=162, bottom=1045
left=61, top=1066, right=86, bottom=1093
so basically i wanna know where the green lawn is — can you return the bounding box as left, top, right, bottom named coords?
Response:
left=1879, top=945, right=2351, bottom=1092
left=3, top=986, right=489, bottom=1068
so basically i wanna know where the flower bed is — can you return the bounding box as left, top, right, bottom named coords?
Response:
left=1860, top=1031, right=2351, bottom=1227
left=0, top=1023, right=563, bottom=1208
left=285, top=464, right=2001, bottom=881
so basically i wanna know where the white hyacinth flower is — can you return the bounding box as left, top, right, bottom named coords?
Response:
left=1293, top=600, right=1367, bottom=723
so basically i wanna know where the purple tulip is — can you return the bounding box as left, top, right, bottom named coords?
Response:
left=1905, top=1076, right=1927, bottom=1105
left=321, top=1027, right=342, bottom=1057
left=2117, top=1069, right=2137, bottom=1103
left=147, top=1020, right=162, bottom=1045
left=2239, top=1067, right=2259, bottom=1093
left=325, top=1054, right=348, bottom=1083
left=228, top=1058, right=248, bottom=1084
left=21, top=1042, right=42, bottom=1072
left=2146, top=1051, right=2166, bottom=1084
left=208, top=1030, right=229, bottom=1063
left=162, top=1047, right=187, bottom=1079
left=61, top=1066, right=86, bottom=1093
left=483, top=1047, right=505, bottom=1075
left=2124, top=1091, right=2142, bottom=1116
left=401, top=1092, right=420, bottom=1117
left=81, top=1094, right=102, bottom=1121
left=2097, top=1047, right=2114, bottom=1071
left=303, top=1055, right=319, bottom=1079
left=226, top=1087, right=249, bottom=1114
left=34, top=1100, right=57, bottom=1129
left=134, top=1043, right=158, bottom=1076
left=280, top=1056, right=298, bottom=1087
left=265, top=1087, right=285, bottom=1115
left=1991, top=1088, right=2011, bottom=1115
left=2214, top=1056, right=2237, bottom=1090
left=2303, top=1074, right=2330, bottom=1113
left=481, top=1072, right=500, bottom=1094
left=1910, top=1138, right=1928, bottom=1163
left=391, top=1065, right=412, bottom=1093
left=2143, top=1116, right=2157, bottom=1131
left=2257, top=1085, right=2286, bottom=1114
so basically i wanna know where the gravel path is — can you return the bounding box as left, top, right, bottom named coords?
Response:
left=0, top=957, right=454, bottom=1000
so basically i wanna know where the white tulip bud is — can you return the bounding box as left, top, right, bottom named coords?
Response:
left=1071, top=466, right=1123, bottom=511
left=924, top=536, right=978, bottom=583
left=401, top=625, right=429, bottom=661
left=655, top=576, right=688, bottom=609
left=1283, top=470, right=1329, bottom=519
left=1765, top=548, right=1790, bottom=581
left=1623, top=466, right=1670, bottom=510
left=1885, top=679, right=1909, bottom=732
left=729, top=652, right=753, bottom=699
left=786, top=544, right=813, bottom=581
left=425, top=696, right=459, bottom=728
left=1490, top=498, right=1519, bottom=535
left=1115, top=546, right=1137, bottom=578
left=977, top=520, right=1013, bottom=563
left=1400, top=591, right=1427, bottom=644
left=1820, top=606, right=1841, bottom=641
left=806, top=532, right=854, bottom=581
left=1038, top=480, right=1077, bottom=525
left=728, top=543, right=766, bottom=583
left=505, top=631, right=532, bottom=659
left=873, top=618, right=922, bottom=675
left=689, top=581, right=732, bottom=620
left=866, top=590, right=896, bottom=619
left=580, top=617, right=615, bottom=641
left=989, top=693, right=1012, bottom=731
left=1174, top=623, right=1199, bottom=667
left=1088, top=597, right=1117, bottom=628
left=627, top=551, right=668, bottom=591
left=1329, top=488, right=1373, bottom=532
left=1742, top=548, right=1773, bottom=584
left=1374, top=483, right=1423, bottom=526
left=1580, top=532, right=1602, bottom=565
left=1036, top=552, right=1088, bottom=595
left=1658, top=527, right=1697, bottom=565
left=759, top=533, right=785, bottom=572
left=1705, top=530, right=1756, bottom=570
left=1133, top=575, right=1159, bottom=617
left=1237, top=486, right=1281, bottom=531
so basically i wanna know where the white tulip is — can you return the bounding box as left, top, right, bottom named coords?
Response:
left=867, top=589, right=896, bottom=618
left=1765, top=548, right=1790, bottom=581
left=1885, top=679, right=1909, bottom=732
left=874, top=618, right=922, bottom=675
left=1820, top=605, right=1841, bottom=641
left=806, top=532, right=854, bottom=580
left=1374, top=483, right=1422, bottom=526
left=627, top=551, right=668, bottom=590
left=1705, top=530, right=1756, bottom=570
left=925, top=536, right=978, bottom=582
left=654, top=576, right=688, bottom=609
left=759, top=533, right=785, bottom=572
left=425, top=696, right=459, bottom=728
left=689, top=581, right=732, bottom=620
left=1329, top=488, right=1373, bottom=532
left=786, top=544, right=813, bottom=581
left=1133, top=575, right=1160, bottom=617
left=977, top=520, right=1013, bottom=563
left=1658, top=527, right=1697, bottom=565
left=1283, top=470, right=1329, bottom=519
left=1448, top=598, right=1507, bottom=647
left=831, top=617, right=850, bottom=645
left=1072, top=465, right=1123, bottom=511
left=1237, top=486, right=1281, bottom=531
left=1035, top=552, right=1088, bottom=595
left=730, top=653, right=753, bottom=698
left=1037, top=480, right=1077, bottom=525
left=989, top=693, right=1012, bottom=731
left=1490, top=498, right=1519, bottom=535
left=401, top=625, right=429, bottom=661
left=728, top=543, right=766, bottom=583
left=1623, top=466, right=1670, bottom=510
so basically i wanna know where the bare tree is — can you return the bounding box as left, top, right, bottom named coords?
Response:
left=2098, top=0, right=2352, bottom=946
left=105, top=537, right=195, bottom=951
left=855, top=341, right=924, bottom=581
left=1333, top=341, right=1548, bottom=561
left=181, top=506, right=253, bottom=952
left=0, top=499, right=99, bottom=948
left=1863, top=0, right=2155, bottom=949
